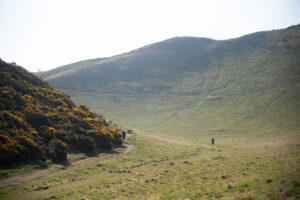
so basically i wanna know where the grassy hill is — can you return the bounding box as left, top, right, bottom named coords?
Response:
left=0, top=25, right=299, bottom=200
left=0, top=60, right=122, bottom=167
left=38, top=25, right=300, bottom=136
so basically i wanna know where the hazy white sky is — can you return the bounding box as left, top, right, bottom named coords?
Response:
left=0, top=0, right=299, bottom=72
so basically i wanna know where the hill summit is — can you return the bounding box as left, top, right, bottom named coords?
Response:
left=0, top=60, right=122, bottom=167
left=39, top=25, right=300, bottom=136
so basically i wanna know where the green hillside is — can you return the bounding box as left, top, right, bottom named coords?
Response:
left=39, top=25, right=300, bottom=136
left=0, top=60, right=122, bottom=167
left=1, top=25, right=299, bottom=200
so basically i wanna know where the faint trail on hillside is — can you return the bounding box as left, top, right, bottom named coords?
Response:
left=0, top=143, right=132, bottom=187
left=214, top=46, right=225, bottom=89
left=131, top=127, right=189, bottom=146
left=201, top=72, right=207, bottom=93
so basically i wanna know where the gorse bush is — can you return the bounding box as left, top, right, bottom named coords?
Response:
left=70, top=135, right=96, bottom=152
left=0, top=134, right=23, bottom=166
left=47, top=139, right=68, bottom=162
left=0, top=59, right=122, bottom=167
left=18, top=135, right=45, bottom=160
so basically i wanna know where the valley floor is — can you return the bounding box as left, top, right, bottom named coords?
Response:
left=0, top=129, right=299, bottom=200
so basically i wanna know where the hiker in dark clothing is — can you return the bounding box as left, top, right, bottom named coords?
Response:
left=122, top=131, right=126, bottom=143
left=211, top=138, right=215, bottom=147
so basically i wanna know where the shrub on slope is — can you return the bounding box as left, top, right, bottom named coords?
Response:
left=0, top=60, right=122, bottom=166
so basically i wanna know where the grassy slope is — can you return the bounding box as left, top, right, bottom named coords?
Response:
left=37, top=25, right=300, bottom=137
left=62, top=46, right=300, bottom=138
left=0, top=130, right=299, bottom=199
left=3, top=25, right=297, bottom=199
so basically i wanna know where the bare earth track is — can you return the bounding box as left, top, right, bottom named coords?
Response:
left=0, top=143, right=132, bottom=187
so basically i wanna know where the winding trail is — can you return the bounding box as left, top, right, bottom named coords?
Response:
left=0, top=143, right=132, bottom=187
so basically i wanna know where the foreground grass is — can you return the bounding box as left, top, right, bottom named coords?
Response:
left=0, top=129, right=299, bottom=200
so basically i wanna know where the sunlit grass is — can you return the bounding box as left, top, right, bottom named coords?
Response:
left=0, top=129, right=299, bottom=199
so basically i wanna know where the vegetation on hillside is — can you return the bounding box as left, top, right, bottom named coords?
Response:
left=0, top=60, right=122, bottom=167
left=38, top=24, right=300, bottom=94
left=0, top=129, right=299, bottom=199
left=0, top=25, right=299, bottom=200
left=38, top=24, right=300, bottom=135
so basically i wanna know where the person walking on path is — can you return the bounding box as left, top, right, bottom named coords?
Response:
left=122, top=131, right=126, bottom=143
left=211, top=138, right=215, bottom=147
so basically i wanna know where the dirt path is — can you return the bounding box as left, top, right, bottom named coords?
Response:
left=0, top=143, right=132, bottom=188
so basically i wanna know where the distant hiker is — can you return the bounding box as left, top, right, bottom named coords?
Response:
left=122, top=131, right=126, bottom=143
left=211, top=138, right=215, bottom=146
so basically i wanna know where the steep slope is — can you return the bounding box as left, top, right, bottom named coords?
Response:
left=39, top=25, right=300, bottom=135
left=39, top=37, right=216, bottom=93
left=0, top=60, right=122, bottom=167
